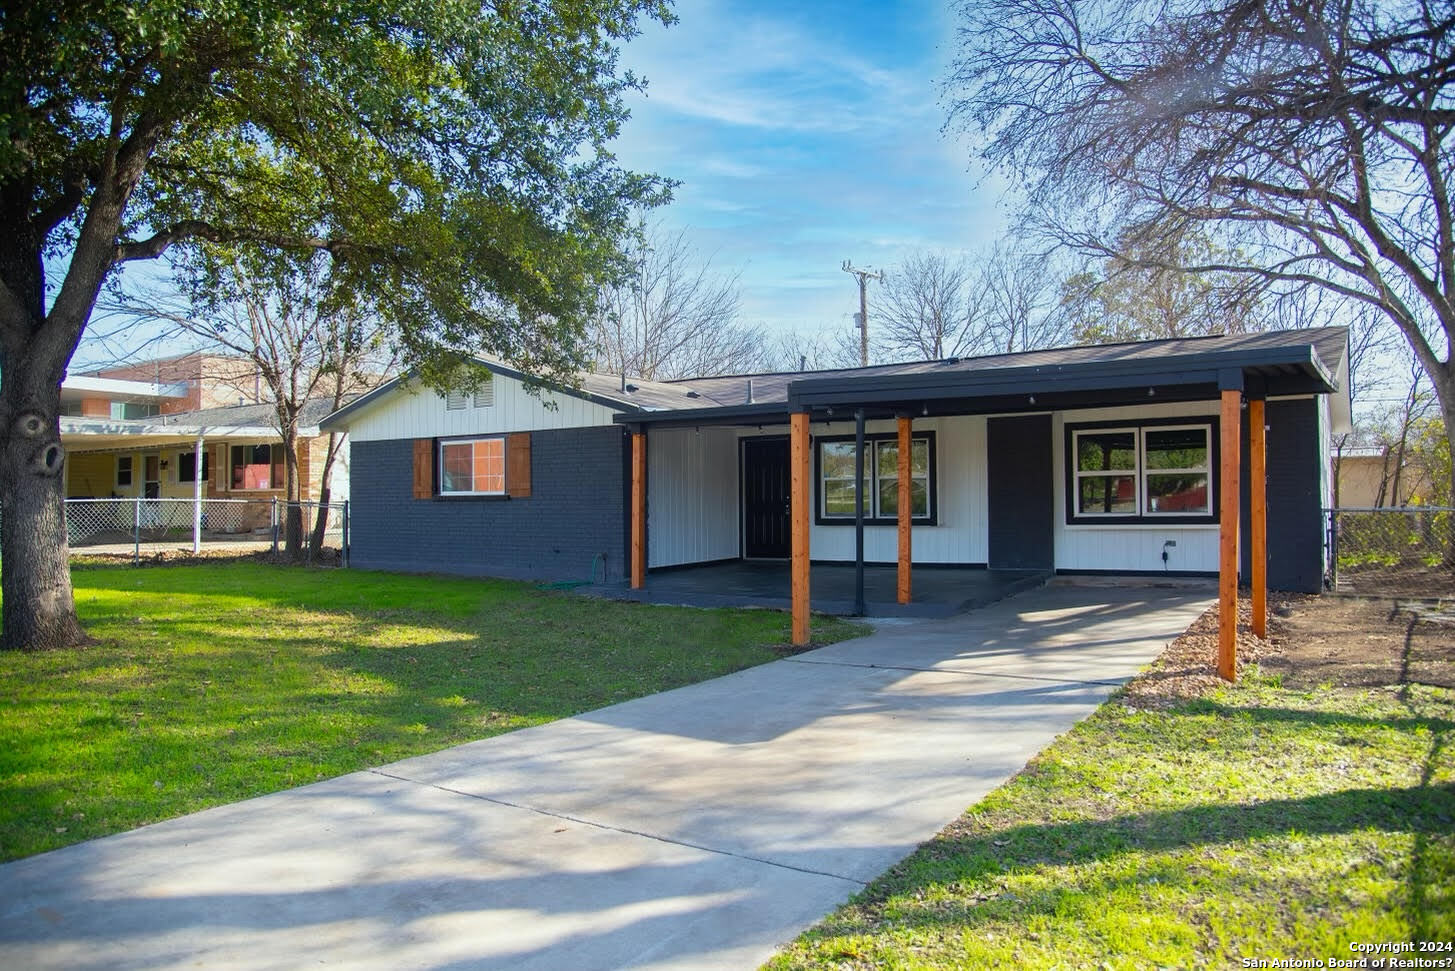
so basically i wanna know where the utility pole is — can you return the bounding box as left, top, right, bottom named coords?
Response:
left=842, top=260, right=883, bottom=367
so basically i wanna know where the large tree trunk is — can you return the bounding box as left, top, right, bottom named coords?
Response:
left=281, top=428, right=303, bottom=561
left=0, top=376, right=90, bottom=651
left=308, top=430, right=343, bottom=555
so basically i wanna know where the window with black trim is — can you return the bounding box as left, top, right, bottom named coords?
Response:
left=816, top=433, right=936, bottom=525
left=1066, top=419, right=1216, bottom=524
left=116, top=455, right=133, bottom=487
left=438, top=437, right=505, bottom=495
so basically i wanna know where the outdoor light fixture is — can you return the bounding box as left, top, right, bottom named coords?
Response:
left=1028, top=394, right=1037, bottom=405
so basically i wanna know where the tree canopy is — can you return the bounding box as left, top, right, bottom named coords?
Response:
left=0, top=0, right=673, bottom=648
left=948, top=0, right=1455, bottom=509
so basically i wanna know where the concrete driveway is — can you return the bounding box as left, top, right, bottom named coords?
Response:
left=0, top=581, right=1211, bottom=970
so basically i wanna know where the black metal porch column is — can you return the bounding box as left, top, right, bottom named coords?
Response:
left=854, top=407, right=866, bottom=616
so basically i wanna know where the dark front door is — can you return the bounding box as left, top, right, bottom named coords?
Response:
left=987, top=415, right=1054, bottom=570
left=742, top=438, right=791, bottom=558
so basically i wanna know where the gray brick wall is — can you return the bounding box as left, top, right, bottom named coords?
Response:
left=350, top=427, right=628, bottom=582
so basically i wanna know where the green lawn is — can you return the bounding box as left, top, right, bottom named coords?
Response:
left=770, top=673, right=1455, bottom=969
left=0, top=562, right=863, bottom=863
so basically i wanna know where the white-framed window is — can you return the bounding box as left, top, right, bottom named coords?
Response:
left=438, top=437, right=505, bottom=495
left=473, top=378, right=494, bottom=408
left=445, top=391, right=468, bottom=411
left=116, top=455, right=134, bottom=488
left=1069, top=422, right=1213, bottom=521
left=817, top=433, right=935, bottom=524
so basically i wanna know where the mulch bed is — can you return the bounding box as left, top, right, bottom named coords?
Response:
left=1120, top=590, right=1455, bottom=709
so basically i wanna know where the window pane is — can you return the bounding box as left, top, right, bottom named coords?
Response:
left=473, top=439, right=504, bottom=493
left=1077, top=432, right=1136, bottom=471
left=1078, top=475, right=1137, bottom=514
left=876, top=441, right=898, bottom=477
left=911, top=478, right=928, bottom=515
left=821, top=442, right=857, bottom=478
left=441, top=443, right=473, bottom=492
left=911, top=440, right=928, bottom=476
left=878, top=477, right=898, bottom=515
left=877, top=476, right=928, bottom=516
left=823, top=480, right=865, bottom=517
left=1146, top=473, right=1209, bottom=513
left=1145, top=428, right=1208, bottom=470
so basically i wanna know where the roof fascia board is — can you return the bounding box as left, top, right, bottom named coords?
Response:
left=787, top=345, right=1330, bottom=405
left=613, top=402, right=791, bottom=427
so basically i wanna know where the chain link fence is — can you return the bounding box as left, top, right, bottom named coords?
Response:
left=2, top=498, right=349, bottom=566
left=1326, top=507, right=1454, bottom=599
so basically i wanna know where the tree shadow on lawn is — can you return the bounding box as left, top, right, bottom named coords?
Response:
left=839, top=780, right=1455, bottom=943
left=815, top=692, right=1455, bottom=949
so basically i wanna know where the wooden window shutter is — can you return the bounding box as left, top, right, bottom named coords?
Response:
left=412, top=439, right=434, bottom=499
left=506, top=433, right=531, bottom=497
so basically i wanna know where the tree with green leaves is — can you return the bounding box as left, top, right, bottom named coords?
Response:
left=949, top=0, right=1455, bottom=530
left=0, top=0, right=672, bottom=650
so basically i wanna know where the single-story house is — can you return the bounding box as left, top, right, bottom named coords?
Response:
left=324, top=327, right=1350, bottom=662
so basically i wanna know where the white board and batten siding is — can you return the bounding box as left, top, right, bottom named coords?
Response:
left=647, top=428, right=739, bottom=568
left=343, top=373, right=620, bottom=443
left=646, top=416, right=991, bottom=569
left=1051, top=401, right=1222, bottom=574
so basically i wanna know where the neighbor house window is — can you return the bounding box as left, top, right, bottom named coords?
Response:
left=1067, top=421, right=1214, bottom=523
left=179, top=450, right=210, bottom=483
left=116, top=455, right=133, bottom=487
left=109, top=401, right=160, bottom=419
left=438, top=437, right=505, bottom=495
left=231, top=444, right=285, bottom=490
left=816, top=433, right=935, bottom=525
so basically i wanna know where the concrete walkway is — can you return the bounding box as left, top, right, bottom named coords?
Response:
left=0, top=582, right=1212, bottom=970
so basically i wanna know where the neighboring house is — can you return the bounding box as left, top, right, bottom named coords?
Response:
left=1333, top=444, right=1437, bottom=508
left=323, top=327, right=1350, bottom=597
left=60, top=356, right=352, bottom=530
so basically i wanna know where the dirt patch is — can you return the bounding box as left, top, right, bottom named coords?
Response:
left=1122, top=592, right=1455, bottom=708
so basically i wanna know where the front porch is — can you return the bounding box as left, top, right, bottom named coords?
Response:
left=596, top=561, right=1048, bottom=618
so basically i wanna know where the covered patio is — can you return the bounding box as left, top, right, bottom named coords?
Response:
left=596, top=561, right=1048, bottom=618
left=617, top=330, right=1351, bottom=682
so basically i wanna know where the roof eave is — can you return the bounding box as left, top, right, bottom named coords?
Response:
left=320, top=361, right=646, bottom=429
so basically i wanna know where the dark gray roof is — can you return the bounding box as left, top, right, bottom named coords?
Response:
left=653, top=327, right=1349, bottom=410
left=324, top=327, right=1348, bottom=429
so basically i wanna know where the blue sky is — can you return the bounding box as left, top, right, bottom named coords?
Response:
left=74, top=0, right=1006, bottom=370
left=609, top=0, right=1011, bottom=341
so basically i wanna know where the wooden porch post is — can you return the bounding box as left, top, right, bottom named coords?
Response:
left=791, top=411, right=811, bottom=646
left=1218, top=385, right=1241, bottom=682
left=631, top=430, right=646, bottom=590
left=1249, top=397, right=1267, bottom=639
left=897, top=414, right=912, bottom=604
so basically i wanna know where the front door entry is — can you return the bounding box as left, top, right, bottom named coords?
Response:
left=742, top=438, right=791, bottom=558
left=143, top=454, right=161, bottom=499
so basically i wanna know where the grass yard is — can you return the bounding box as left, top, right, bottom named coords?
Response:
left=770, top=597, right=1455, bottom=969
left=0, top=561, right=863, bottom=863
